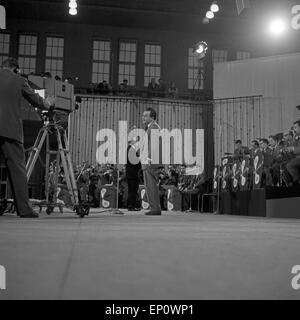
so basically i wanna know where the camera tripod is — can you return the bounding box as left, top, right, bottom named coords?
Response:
left=26, top=112, right=90, bottom=218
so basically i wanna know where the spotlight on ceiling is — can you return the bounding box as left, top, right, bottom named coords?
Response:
left=69, top=8, right=77, bottom=15
left=210, top=2, right=219, bottom=13
left=269, top=18, right=286, bottom=36
left=69, top=1, right=77, bottom=9
left=69, top=0, right=78, bottom=15
left=193, top=41, right=209, bottom=59
left=206, top=11, right=214, bottom=19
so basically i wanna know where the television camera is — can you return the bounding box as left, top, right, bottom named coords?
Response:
left=25, top=75, right=89, bottom=218
left=28, top=75, right=78, bottom=114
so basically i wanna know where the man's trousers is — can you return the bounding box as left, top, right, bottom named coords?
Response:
left=143, top=167, right=161, bottom=212
left=0, top=137, right=32, bottom=216
left=127, top=179, right=139, bottom=209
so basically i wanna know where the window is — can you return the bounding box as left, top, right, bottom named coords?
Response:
left=92, top=40, right=111, bottom=84
left=188, top=48, right=204, bottom=90
left=212, top=49, right=228, bottom=64
left=144, top=43, right=161, bottom=87
left=0, top=33, right=10, bottom=65
left=18, top=34, right=37, bottom=75
left=45, top=37, right=64, bottom=78
left=118, top=41, right=136, bottom=86
left=236, top=51, right=251, bottom=60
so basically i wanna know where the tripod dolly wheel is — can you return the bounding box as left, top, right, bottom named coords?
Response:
left=75, top=204, right=90, bottom=218
left=46, top=205, right=54, bottom=215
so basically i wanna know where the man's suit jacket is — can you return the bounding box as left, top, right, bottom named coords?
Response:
left=292, top=136, right=300, bottom=156
left=0, top=69, right=48, bottom=143
left=141, top=120, right=163, bottom=171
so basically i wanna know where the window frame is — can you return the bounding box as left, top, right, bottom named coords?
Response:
left=91, top=38, right=112, bottom=84
left=144, top=42, right=162, bottom=87
left=17, top=33, right=38, bottom=75
left=236, top=50, right=251, bottom=61
left=212, top=48, right=229, bottom=65
left=118, top=39, right=137, bottom=87
left=0, top=31, right=10, bottom=66
left=45, top=35, right=65, bottom=79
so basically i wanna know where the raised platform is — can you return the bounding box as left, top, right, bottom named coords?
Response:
left=221, top=187, right=300, bottom=219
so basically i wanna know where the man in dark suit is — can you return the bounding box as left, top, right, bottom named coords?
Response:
left=0, top=57, right=53, bottom=218
left=141, top=108, right=163, bottom=216
left=286, top=120, right=300, bottom=186
left=126, top=139, right=142, bottom=211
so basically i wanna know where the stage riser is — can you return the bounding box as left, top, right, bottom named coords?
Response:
left=267, top=198, right=300, bottom=219
left=221, top=188, right=300, bottom=219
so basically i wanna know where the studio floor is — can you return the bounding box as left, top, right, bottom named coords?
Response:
left=0, top=209, right=300, bottom=300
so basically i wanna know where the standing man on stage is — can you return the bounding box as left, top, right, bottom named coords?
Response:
left=141, top=108, right=163, bottom=216
left=126, top=138, right=141, bottom=211
left=286, top=120, right=300, bottom=186
left=0, top=57, right=54, bottom=218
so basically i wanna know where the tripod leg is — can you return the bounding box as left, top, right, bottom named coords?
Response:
left=63, top=132, right=79, bottom=204
left=26, top=128, right=48, bottom=180
left=45, top=134, right=51, bottom=204
left=57, top=130, right=76, bottom=207
left=26, top=129, right=44, bottom=173
left=52, top=152, right=60, bottom=206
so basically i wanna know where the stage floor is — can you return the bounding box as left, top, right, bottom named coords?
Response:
left=0, top=210, right=300, bottom=300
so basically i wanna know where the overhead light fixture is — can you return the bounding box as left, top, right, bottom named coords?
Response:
left=69, top=0, right=78, bottom=15
left=210, top=2, right=219, bottom=13
left=206, top=11, right=214, bottom=19
left=69, top=1, right=77, bottom=9
left=69, top=8, right=77, bottom=15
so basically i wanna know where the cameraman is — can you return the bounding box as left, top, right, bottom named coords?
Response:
left=0, top=57, right=54, bottom=218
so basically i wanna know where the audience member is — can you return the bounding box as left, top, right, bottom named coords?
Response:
left=119, top=79, right=129, bottom=95
left=98, top=80, right=112, bottom=95
left=157, top=78, right=167, bottom=97
left=147, top=78, right=159, bottom=97
left=168, top=81, right=179, bottom=98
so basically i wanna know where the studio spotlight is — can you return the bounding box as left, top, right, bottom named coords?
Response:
left=206, top=11, right=214, bottom=19
left=269, top=18, right=286, bottom=36
left=202, top=17, right=210, bottom=24
left=211, top=2, right=219, bottom=13
left=193, top=41, right=209, bottom=59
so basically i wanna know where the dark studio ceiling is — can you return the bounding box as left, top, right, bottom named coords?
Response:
left=2, top=0, right=300, bottom=36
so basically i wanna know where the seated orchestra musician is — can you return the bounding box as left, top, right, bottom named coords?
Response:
left=234, top=140, right=250, bottom=160
left=259, top=137, right=275, bottom=186
left=220, top=118, right=300, bottom=190
left=250, top=140, right=260, bottom=158
left=286, top=120, right=300, bottom=186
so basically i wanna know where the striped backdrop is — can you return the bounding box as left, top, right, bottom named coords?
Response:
left=69, top=95, right=213, bottom=173
left=213, top=96, right=284, bottom=164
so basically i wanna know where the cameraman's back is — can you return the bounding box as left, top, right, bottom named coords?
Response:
left=0, top=67, right=25, bottom=143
